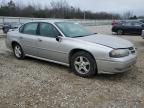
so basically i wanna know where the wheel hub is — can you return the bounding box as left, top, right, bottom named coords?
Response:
left=14, top=45, right=21, bottom=58
left=74, top=56, right=90, bottom=74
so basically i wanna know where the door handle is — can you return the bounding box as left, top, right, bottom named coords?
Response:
left=38, top=38, right=42, bottom=42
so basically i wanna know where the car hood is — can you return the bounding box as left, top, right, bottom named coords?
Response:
left=77, top=34, right=133, bottom=49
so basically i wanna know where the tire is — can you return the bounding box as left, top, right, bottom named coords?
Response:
left=13, top=43, right=25, bottom=59
left=70, top=51, right=97, bottom=78
left=117, top=29, right=123, bottom=35
left=3, top=28, right=9, bottom=34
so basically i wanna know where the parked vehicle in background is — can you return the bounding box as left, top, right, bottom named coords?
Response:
left=112, top=20, right=118, bottom=26
left=6, top=20, right=137, bottom=78
left=2, top=22, right=22, bottom=33
left=141, top=30, right=144, bottom=38
left=112, top=21, right=144, bottom=35
left=112, top=20, right=126, bottom=26
left=139, top=19, right=144, bottom=23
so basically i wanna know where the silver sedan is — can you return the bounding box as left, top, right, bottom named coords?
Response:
left=6, top=20, right=137, bottom=78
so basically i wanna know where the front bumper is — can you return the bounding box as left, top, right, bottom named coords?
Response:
left=97, top=54, right=137, bottom=74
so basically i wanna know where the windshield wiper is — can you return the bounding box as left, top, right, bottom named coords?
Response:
left=71, top=33, right=97, bottom=38
left=73, top=34, right=93, bottom=38
left=74, top=35, right=86, bottom=38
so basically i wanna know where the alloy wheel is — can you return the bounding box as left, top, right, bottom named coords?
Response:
left=14, top=45, right=22, bottom=58
left=74, top=56, right=90, bottom=75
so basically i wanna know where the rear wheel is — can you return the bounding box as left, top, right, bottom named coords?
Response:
left=117, top=29, right=123, bottom=35
left=13, top=43, right=25, bottom=59
left=71, top=51, right=97, bottom=78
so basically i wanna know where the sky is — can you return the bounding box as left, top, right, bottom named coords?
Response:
left=3, top=0, right=144, bottom=16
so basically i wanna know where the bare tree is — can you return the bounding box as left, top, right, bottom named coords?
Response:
left=0, top=0, right=6, bottom=6
left=122, top=11, right=134, bottom=19
left=50, top=0, right=70, bottom=18
left=0, top=0, right=121, bottom=19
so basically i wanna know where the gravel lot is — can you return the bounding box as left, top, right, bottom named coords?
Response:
left=0, top=26, right=144, bottom=108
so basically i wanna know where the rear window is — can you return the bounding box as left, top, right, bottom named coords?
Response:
left=21, top=22, right=38, bottom=35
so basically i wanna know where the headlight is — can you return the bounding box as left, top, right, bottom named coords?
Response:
left=109, top=49, right=129, bottom=58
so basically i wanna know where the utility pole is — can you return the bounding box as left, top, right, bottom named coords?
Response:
left=84, top=11, right=86, bottom=20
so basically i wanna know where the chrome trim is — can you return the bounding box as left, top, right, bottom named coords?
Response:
left=25, top=54, right=69, bottom=66
left=37, top=47, right=68, bottom=55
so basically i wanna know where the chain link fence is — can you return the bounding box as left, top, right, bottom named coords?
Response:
left=0, top=16, right=112, bottom=28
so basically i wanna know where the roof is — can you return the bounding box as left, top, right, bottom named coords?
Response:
left=27, top=19, right=70, bottom=24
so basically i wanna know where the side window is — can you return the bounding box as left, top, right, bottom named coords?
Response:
left=39, top=23, right=60, bottom=38
left=133, top=23, right=141, bottom=27
left=22, top=23, right=38, bottom=35
left=125, top=22, right=132, bottom=26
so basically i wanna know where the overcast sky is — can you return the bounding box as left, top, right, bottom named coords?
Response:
left=5, top=0, right=144, bottom=16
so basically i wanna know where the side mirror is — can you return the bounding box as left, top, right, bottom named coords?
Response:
left=56, top=36, right=62, bottom=42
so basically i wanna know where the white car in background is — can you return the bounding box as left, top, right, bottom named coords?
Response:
left=141, top=30, right=144, bottom=38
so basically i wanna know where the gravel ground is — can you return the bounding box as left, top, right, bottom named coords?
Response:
left=0, top=27, right=144, bottom=108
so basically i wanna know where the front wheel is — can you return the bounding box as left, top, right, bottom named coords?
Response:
left=13, top=43, right=25, bottom=59
left=71, top=51, right=97, bottom=78
left=117, top=29, right=123, bottom=35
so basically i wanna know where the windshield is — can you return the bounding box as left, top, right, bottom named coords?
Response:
left=55, top=22, right=94, bottom=38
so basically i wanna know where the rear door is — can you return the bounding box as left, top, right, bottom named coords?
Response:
left=122, top=22, right=134, bottom=34
left=19, top=22, right=39, bottom=56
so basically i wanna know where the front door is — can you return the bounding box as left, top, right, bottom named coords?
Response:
left=37, top=22, right=69, bottom=64
left=123, top=22, right=134, bottom=34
